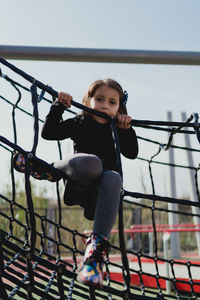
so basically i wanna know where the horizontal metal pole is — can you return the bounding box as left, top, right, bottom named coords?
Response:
left=1, top=45, right=200, bottom=65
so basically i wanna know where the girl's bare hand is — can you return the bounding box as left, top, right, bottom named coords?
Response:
left=117, top=114, right=131, bottom=129
left=57, top=92, right=73, bottom=108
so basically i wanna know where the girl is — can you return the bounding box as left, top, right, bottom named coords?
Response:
left=13, top=79, right=138, bottom=288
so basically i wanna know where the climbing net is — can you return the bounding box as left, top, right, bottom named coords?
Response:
left=0, top=57, right=200, bottom=300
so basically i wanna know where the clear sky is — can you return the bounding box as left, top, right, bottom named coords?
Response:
left=0, top=0, right=200, bottom=198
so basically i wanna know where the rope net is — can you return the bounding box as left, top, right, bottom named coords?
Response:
left=0, top=58, right=200, bottom=300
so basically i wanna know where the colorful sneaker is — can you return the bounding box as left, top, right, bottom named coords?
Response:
left=77, top=234, right=109, bottom=289
left=13, top=152, right=26, bottom=173
left=12, top=152, right=61, bottom=182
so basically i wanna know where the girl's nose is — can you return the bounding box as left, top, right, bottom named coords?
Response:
left=102, top=101, right=108, bottom=109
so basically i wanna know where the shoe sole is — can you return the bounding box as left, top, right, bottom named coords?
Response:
left=76, top=274, right=103, bottom=290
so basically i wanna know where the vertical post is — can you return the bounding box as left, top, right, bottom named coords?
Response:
left=181, top=112, right=200, bottom=255
left=47, top=199, right=56, bottom=256
left=167, top=112, right=181, bottom=258
left=148, top=232, right=153, bottom=256
left=163, top=232, right=171, bottom=294
left=132, top=208, right=141, bottom=251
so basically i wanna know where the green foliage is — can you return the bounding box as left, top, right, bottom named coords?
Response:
left=0, top=178, right=49, bottom=248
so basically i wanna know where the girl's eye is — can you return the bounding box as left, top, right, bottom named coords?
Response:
left=96, top=97, right=102, bottom=102
left=110, top=101, right=117, bottom=105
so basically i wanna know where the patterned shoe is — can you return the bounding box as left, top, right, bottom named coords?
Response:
left=77, top=234, right=109, bottom=289
left=12, top=152, right=61, bottom=182
left=13, top=152, right=26, bottom=173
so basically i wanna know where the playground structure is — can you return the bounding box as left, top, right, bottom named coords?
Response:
left=0, top=49, right=200, bottom=299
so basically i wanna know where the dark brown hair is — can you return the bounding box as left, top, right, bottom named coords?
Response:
left=82, top=79, right=127, bottom=115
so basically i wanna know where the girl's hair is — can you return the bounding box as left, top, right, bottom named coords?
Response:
left=82, top=79, right=128, bottom=115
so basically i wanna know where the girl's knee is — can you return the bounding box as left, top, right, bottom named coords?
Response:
left=101, top=170, right=122, bottom=188
left=69, top=153, right=103, bottom=184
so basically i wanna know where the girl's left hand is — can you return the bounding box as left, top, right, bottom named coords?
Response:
left=117, top=114, right=132, bottom=129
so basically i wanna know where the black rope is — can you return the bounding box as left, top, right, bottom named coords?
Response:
left=193, top=113, right=200, bottom=144
left=124, top=190, right=200, bottom=208
left=0, top=56, right=199, bottom=133
left=138, top=135, right=200, bottom=152
left=195, top=168, right=200, bottom=202
left=165, top=114, right=194, bottom=150
left=30, top=82, right=39, bottom=155
left=110, top=119, right=132, bottom=297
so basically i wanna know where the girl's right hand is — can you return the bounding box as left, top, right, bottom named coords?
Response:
left=57, top=92, right=73, bottom=108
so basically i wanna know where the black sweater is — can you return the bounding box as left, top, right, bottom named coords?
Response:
left=41, top=102, right=139, bottom=171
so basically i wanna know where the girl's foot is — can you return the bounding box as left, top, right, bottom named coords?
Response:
left=77, top=234, right=109, bottom=289
left=12, top=152, right=61, bottom=182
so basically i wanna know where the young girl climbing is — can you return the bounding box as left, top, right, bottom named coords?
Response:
left=13, top=79, right=138, bottom=288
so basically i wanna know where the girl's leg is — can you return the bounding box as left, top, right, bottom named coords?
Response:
left=77, top=170, right=122, bottom=288
left=93, top=170, right=122, bottom=239
left=12, top=152, right=62, bottom=181
left=53, top=153, right=103, bottom=210
left=53, top=153, right=103, bottom=185
left=13, top=152, right=103, bottom=185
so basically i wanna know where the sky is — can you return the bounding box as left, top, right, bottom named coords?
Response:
left=0, top=0, right=200, bottom=200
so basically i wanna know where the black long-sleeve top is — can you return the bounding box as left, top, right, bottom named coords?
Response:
left=41, top=102, right=139, bottom=171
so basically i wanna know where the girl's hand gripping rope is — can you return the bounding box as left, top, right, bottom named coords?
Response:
left=57, top=92, right=73, bottom=108
left=116, top=114, right=132, bottom=129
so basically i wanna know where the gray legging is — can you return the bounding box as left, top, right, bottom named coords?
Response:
left=53, top=153, right=122, bottom=239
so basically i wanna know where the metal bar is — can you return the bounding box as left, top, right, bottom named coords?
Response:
left=1, top=45, right=200, bottom=65
left=163, top=233, right=171, bottom=294
left=167, top=111, right=181, bottom=259
left=181, top=112, right=200, bottom=256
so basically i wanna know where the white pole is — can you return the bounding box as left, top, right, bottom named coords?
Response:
left=181, top=112, right=200, bottom=256
left=148, top=232, right=153, bottom=257
left=167, top=112, right=181, bottom=258
left=163, top=232, right=171, bottom=294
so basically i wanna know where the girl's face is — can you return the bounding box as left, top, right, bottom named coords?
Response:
left=90, top=86, right=120, bottom=124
